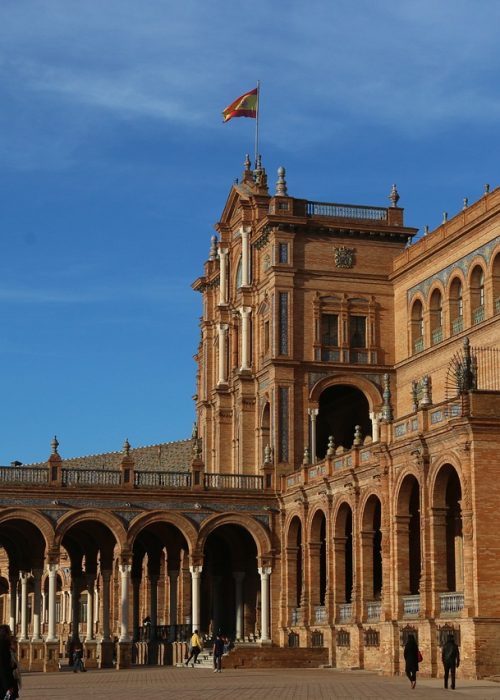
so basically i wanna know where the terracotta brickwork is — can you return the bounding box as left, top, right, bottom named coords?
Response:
left=0, top=162, right=499, bottom=679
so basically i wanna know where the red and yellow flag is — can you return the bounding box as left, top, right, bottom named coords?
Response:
left=222, top=88, right=258, bottom=122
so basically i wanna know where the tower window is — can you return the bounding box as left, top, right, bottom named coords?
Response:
left=349, top=316, right=366, bottom=348
left=321, top=314, right=338, bottom=346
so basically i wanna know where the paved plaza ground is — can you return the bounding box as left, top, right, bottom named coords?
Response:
left=18, top=666, right=500, bottom=700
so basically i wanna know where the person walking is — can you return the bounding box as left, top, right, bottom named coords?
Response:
left=213, top=632, right=224, bottom=673
left=0, top=625, right=18, bottom=699
left=404, top=633, right=420, bottom=689
left=72, top=642, right=86, bottom=672
left=185, top=629, right=202, bottom=667
left=442, top=633, right=460, bottom=690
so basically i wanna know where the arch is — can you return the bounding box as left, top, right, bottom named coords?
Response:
left=316, top=383, right=372, bottom=454
left=333, top=501, right=353, bottom=605
left=469, top=262, right=486, bottom=324
left=448, top=273, right=465, bottom=335
left=361, top=494, right=383, bottom=601
left=431, top=463, right=464, bottom=594
left=197, top=513, right=272, bottom=562
left=128, top=511, right=198, bottom=554
left=395, top=473, right=421, bottom=596
left=491, top=248, right=500, bottom=314
left=54, top=509, right=128, bottom=551
left=429, top=286, right=444, bottom=345
left=308, top=507, right=327, bottom=608
left=309, top=373, right=382, bottom=410
left=410, top=296, right=424, bottom=353
left=0, top=508, right=54, bottom=552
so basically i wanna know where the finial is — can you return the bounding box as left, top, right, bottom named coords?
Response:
left=208, top=235, right=218, bottom=261
left=123, top=438, right=130, bottom=456
left=353, top=425, right=363, bottom=447
left=51, top=435, right=59, bottom=455
left=463, top=197, right=468, bottom=210
left=381, top=373, right=393, bottom=421
left=244, top=154, right=251, bottom=171
left=442, top=211, right=448, bottom=224
left=484, top=183, right=490, bottom=195
left=388, top=183, right=400, bottom=208
left=423, top=225, right=429, bottom=236
left=191, top=422, right=198, bottom=440
left=327, top=435, right=335, bottom=457
left=264, top=444, right=271, bottom=465
left=303, top=446, right=310, bottom=466
left=275, top=166, right=288, bottom=197
left=256, top=154, right=262, bottom=171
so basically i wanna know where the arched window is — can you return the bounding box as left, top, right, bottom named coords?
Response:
left=430, top=289, right=443, bottom=345
left=411, top=300, right=424, bottom=354
left=493, top=253, right=500, bottom=315
left=449, top=277, right=463, bottom=335
left=470, top=265, right=485, bottom=324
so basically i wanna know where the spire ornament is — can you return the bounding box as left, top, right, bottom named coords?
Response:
left=388, top=184, right=400, bottom=208
left=275, top=166, right=288, bottom=196
left=51, top=435, right=59, bottom=455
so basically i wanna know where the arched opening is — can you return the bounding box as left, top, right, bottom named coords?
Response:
left=309, top=511, right=327, bottom=612
left=396, top=476, right=421, bottom=602
left=261, top=402, right=270, bottom=463
left=131, top=520, right=190, bottom=655
left=316, top=385, right=371, bottom=456
left=334, top=503, right=353, bottom=611
left=432, top=465, right=464, bottom=601
left=202, top=524, right=258, bottom=640
left=470, top=265, right=485, bottom=324
left=493, top=253, right=500, bottom=315
left=449, top=277, right=464, bottom=335
left=286, top=517, right=303, bottom=624
left=430, top=289, right=443, bottom=345
left=411, top=299, right=424, bottom=353
left=361, top=496, right=382, bottom=608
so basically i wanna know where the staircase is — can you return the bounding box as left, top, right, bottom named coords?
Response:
left=177, top=643, right=329, bottom=670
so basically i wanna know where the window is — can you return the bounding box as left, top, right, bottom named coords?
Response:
left=321, top=314, right=338, bottom=346
left=264, top=321, right=270, bottom=353
left=349, top=316, right=366, bottom=348
left=278, top=242, right=289, bottom=263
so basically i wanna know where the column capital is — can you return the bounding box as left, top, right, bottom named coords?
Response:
left=218, top=322, right=229, bottom=332
left=168, top=569, right=179, bottom=579
left=189, top=565, right=203, bottom=576
left=308, top=408, right=319, bottom=417
left=47, top=563, right=58, bottom=576
left=119, top=563, right=132, bottom=575
left=239, top=306, right=252, bottom=317
left=258, top=567, right=272, bottom=577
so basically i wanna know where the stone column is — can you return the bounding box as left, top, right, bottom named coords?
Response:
left=101, top=571, right=111, bottom=641
left=8, top=574, right=17, bottom=636
left=240, top=227, right=250, bottom=287
left=233, top=572, right=245, bottom=640
left=85, top=581, right=95, bottom=641
left=258, top=567, right=271, bottom=642
left=308, top=408, right=319, bottom=463
left=119, top=564, right=132, bottom=642
left=41, top=591, right=47, bottom=627
left=217, top=323, right=228, bottom=385
left=369, top=412, right=380, bottom=443
left=31, top=569, right=43, bottom=641
left=46, top=564, right=58, bottom=642
left=219, top=248, right=228, bottom=305
left=168, top=570, right=179, bottom=627
left=189, top=566, right=202, bottom=632
left=19, top=573, right=29, bottom=641
left=239, top=307, right=251, bottom=370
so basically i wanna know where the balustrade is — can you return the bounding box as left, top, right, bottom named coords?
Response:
left=307, top=201, right=388, bottom=221
left=134, top=471, right=191, bottom=488
left=203, top=473, right=263, bottom=490
left=314, top=606, right=327, bottom=624
left=473, top=305, right=485, bottom=324
left=402, top=595, right=420, bottom=617
left=439, top=591, right=464, bottom=615
left=0, top=466, right=48, bottom=484
left=61, top=469, right=121, bottom=487
left=366, top=600, right=382, bottom=621
left=338, top=603, right=353, bottom=622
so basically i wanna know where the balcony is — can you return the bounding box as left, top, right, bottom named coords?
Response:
left=431, top=326, right=443, bottom=345
left=366, top=600, right=382, bottom=621
left=451, top=317, right=464, bottom=335
left=402, top=595, right=420, bottom=617
left=314, top=606, right=327, bottom=624
left=338, top=603, right=353, bottom=622
left=413, top=337, right=424, bottom=354
left=473, top=305, right=485, bottom=324
left=320, top=347, right=340, bottom=362
left=306, top=201, right=388, bottom=221
left=439, top=591, right=464, bottom=615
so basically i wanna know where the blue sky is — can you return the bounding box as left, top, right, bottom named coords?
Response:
left=1, top=0, right=499, bottom=464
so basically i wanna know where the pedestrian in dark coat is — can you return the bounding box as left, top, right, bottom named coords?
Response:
left=404, top=634, right=420, bottom=689
left=442, top=634, right=460, bottom=689
left=213, top=632, right=225, bottom=673
left=0, top=625, right=17, bottom=699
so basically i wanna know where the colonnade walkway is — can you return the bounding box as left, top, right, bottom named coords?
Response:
left=18, top=666, right=500, bottom=699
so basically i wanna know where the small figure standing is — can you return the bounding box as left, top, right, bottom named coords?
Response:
left=0, top=625, right=18, bottom=699
left=213, top=632, right=225, bottom=673
left=442, top=633, right=460, bottom=690
left=404, top=634, right=420, bottom=689
left=143, top=615, right=152, bottom=641
left=72, top=642, right=86, bottom=673
left=185, top=629, right=202, bottom=667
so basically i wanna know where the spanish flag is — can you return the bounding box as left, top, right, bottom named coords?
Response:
left=222, top=87, right=258, bottom=123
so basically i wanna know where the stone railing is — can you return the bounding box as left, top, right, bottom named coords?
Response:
left=366, top=600, right=382, bottom=621
left=338, top=603, right=353, bottom=622
left=134, top=471, right=191, bottom=489
left=314, top=606, right=327, bottom=624
left=291, top=607, right=302, bottom=625
left=0, top=466, right=48, bottom=484
left=451, top=317, right=464, bottom=335
left=402, top=595, right=420, bottom=617
left=307, top=201, right=388, bottom=221
left=284, top=445, right=377, bottom=491
left=439, top=591, right=464, bottom=615
left=203, top=473, right=264, bottom=490
left=61, top=469, right=122, bottom=487
left=473, top=305, right=485, bottom=324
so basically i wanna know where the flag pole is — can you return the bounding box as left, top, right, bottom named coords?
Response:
left=254, top=80, right=260, bottom=168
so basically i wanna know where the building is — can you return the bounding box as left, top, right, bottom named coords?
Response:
left=0, top=158, right=499, bottom=678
